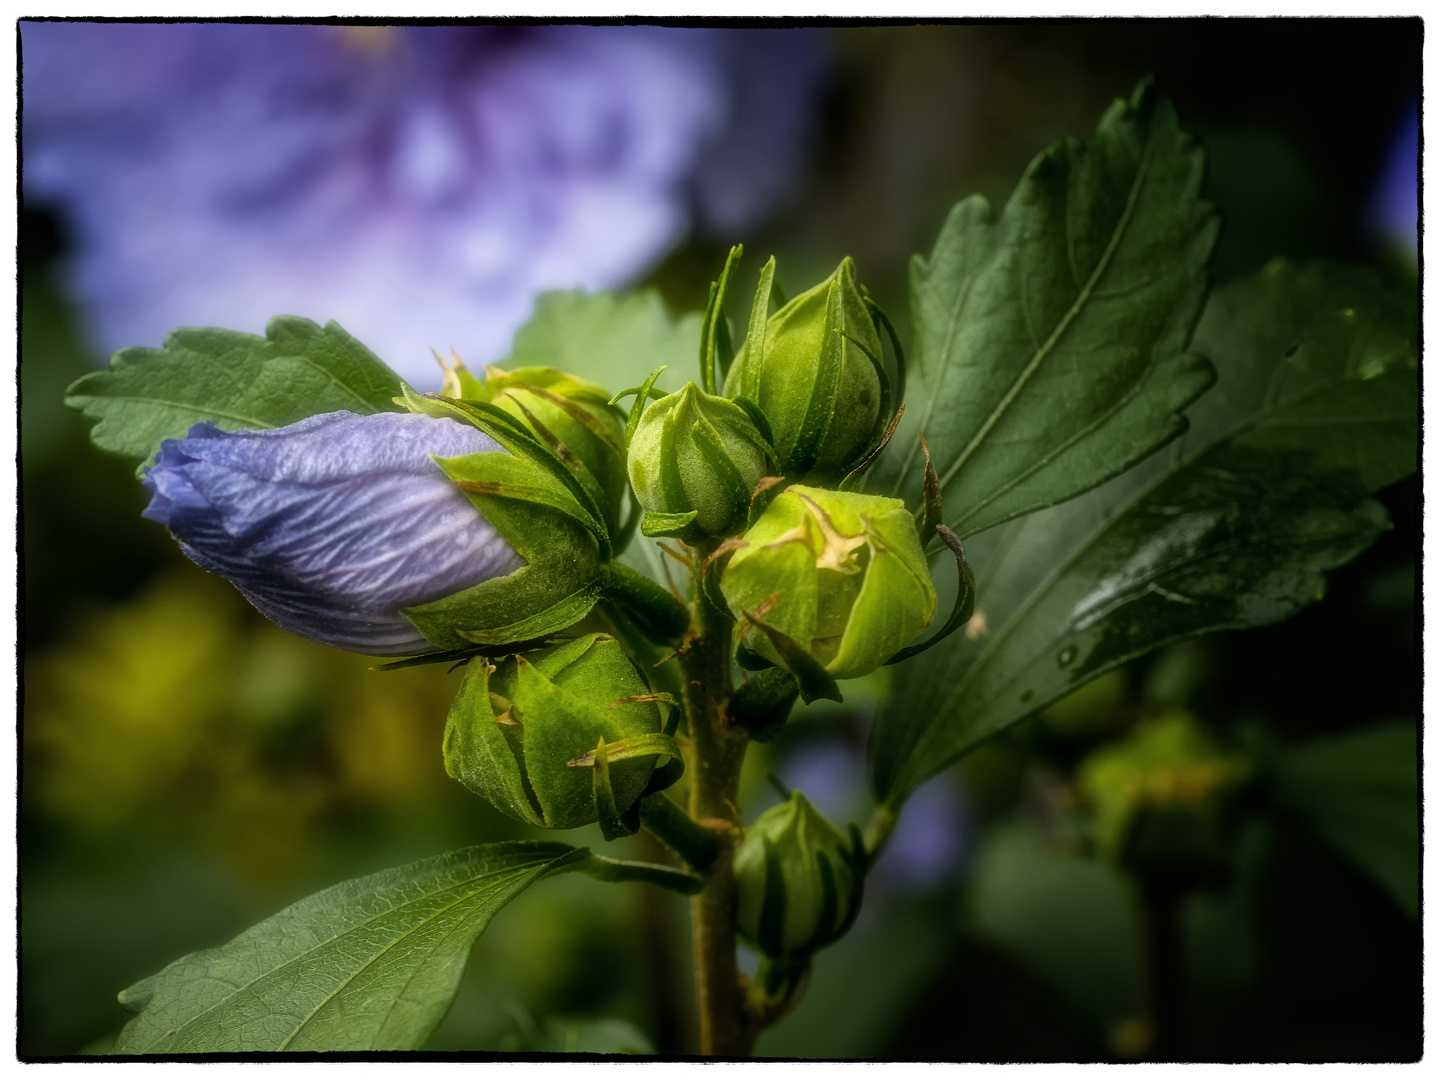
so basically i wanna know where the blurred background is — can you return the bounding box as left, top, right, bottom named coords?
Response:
left=20, top=20, right=1419, bottom=1059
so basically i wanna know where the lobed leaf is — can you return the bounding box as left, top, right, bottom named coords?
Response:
left=114, top=842, right=579, bottom=1053
left=876, top=82, right=1218, bottom=537
left=66, top=317, right=406, bottom=474
left=871, top=260, right=1418, bottom=804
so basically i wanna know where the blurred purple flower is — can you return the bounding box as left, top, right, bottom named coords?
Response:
left=21, top=23, right=826, bottom=386
left=142, top=410, right=519, bottom=655
left=1368, top=102, right=1418, bottom=260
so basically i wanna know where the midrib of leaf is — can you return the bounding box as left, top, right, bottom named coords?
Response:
left=934, top=134, right=1156, bottom=495
left=895, top=364, right=1382, bottom=794
left=951, top=348, right=1156, bottom=529
left=276, top=875, right=517, bottom=1050
left=86, top=396, right=278, bottom=431
left=156, top=863, right=537, bottom=1049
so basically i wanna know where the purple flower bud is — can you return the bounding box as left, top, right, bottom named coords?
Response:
left=142, top=411, right=522, bottom=655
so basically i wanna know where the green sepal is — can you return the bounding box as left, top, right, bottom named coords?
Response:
left=862, top=288, right=907, bottom=421
left=839, top=404, right=905, bottom=492
left=731, top=395, right=777, bottom=450
left=567, top=731, right=682, bottom=768
left=785, top=274, right=848, bottom=478
left=729, top=667, right=801, bottom=741
left=691, top=420, right=755, bottom=522
left=740, top=256, right=778, bottom=404
left=740, top=612, right=843, bottom=705
left=392, top=447, right=606, bottom=651
left=451, top=582, right=603, bottom=647
left=641, top=510, right=700, bottom=539
left=589, top=739, right=640, bottom=841
left=401, top=386, right=612, bottom=558
left=489, top=390, right=614, bottom=533
left=617, top=365, right=669, bottom=447
left=443, top=660, right=546, bottom=827
left=836, top=328, right=892, bottom=456
left=700, top=245, right=743, bottom=393
left=884, top=525, right=975, bottom=666
left=736, top=641, right=776, bottom=672
left=917, top=434, right=944, bottom=547
left=437, top=450, right=605, bottom=545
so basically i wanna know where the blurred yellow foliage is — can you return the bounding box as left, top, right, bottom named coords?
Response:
left=26, top=567, right=466, bottom=882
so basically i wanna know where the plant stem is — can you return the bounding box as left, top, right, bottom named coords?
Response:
left=679, top=551, right=753, bottom=1056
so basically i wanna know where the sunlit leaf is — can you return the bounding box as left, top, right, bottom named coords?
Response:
left=1275, top=720, right=1418, bottom=917
left=876, top=81, right=1218, bottom=536
left=66, top=316, right=405, bottom=474
left=872, top=260, right=1417, bottom=803
left=114, top=842, right=577, bottom=1053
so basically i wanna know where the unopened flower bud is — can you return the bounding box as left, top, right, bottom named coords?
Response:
left=724, top=257, right=884, bottom=483
left=722, top=485, right=937, bottom=680
left=143, top=408, right=605, bottom=656
left=1077, top=713, right=1255, bottom=884
left=733, top=792, right=864, bottom=962
left=444, top=633, right=678, bottom=830
left=627, top=381, right=771, bottom=540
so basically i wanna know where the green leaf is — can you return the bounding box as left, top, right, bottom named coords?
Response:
left=1275, top=720, right=1418, bottom=916
left=66, top=317, right=406, bottom=473
left=503, top=1012, right=656, bottom=1055
left=879, top=81, right=1218, bottom=537
left=114, top=842, right=579, bottom=1053
left=871, top=260, right=1417, bottom=804
left=502, top=290, right=702, bottom=400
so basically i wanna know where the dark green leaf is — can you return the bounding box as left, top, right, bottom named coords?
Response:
left=66, top=317, right=406, bottom=473
left=504, top=289, right=701, bottom=400
left=872, top=260, right=1417, bottom=804
left=114, top=842, right=578, bottom=1053
left=878, top=82, right=1218, bottom=537
left=1275, top=720, right=1418, bottom=916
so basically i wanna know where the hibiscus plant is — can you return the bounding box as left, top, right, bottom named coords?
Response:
left=62, top=83, right=1417, bottom=1057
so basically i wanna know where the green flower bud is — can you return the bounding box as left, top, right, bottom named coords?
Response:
left=1077, top=713, right=1255, bottom=885
left=724, top=257, right=884, bottom=482
left=475, top=365, right=629, bottom=538
left=443, top=633, right=678, bottom=831
left=721, top=485, right=937, bottom=680
left=734, top=792, right=864, bottom=963
left=627, top=382, right=771, bottom=540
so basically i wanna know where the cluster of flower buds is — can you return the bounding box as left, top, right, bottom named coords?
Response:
left=130, top=249, right=958, bottom=991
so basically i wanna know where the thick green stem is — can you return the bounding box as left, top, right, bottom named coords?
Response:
left=679, top=555, right=753, bottom=1056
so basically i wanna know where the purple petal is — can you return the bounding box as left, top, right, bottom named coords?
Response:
left=142, top=411, right=522, bottom=654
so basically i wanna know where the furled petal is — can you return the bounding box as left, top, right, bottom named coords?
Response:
left=143, top=411, right=523, bottom=654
